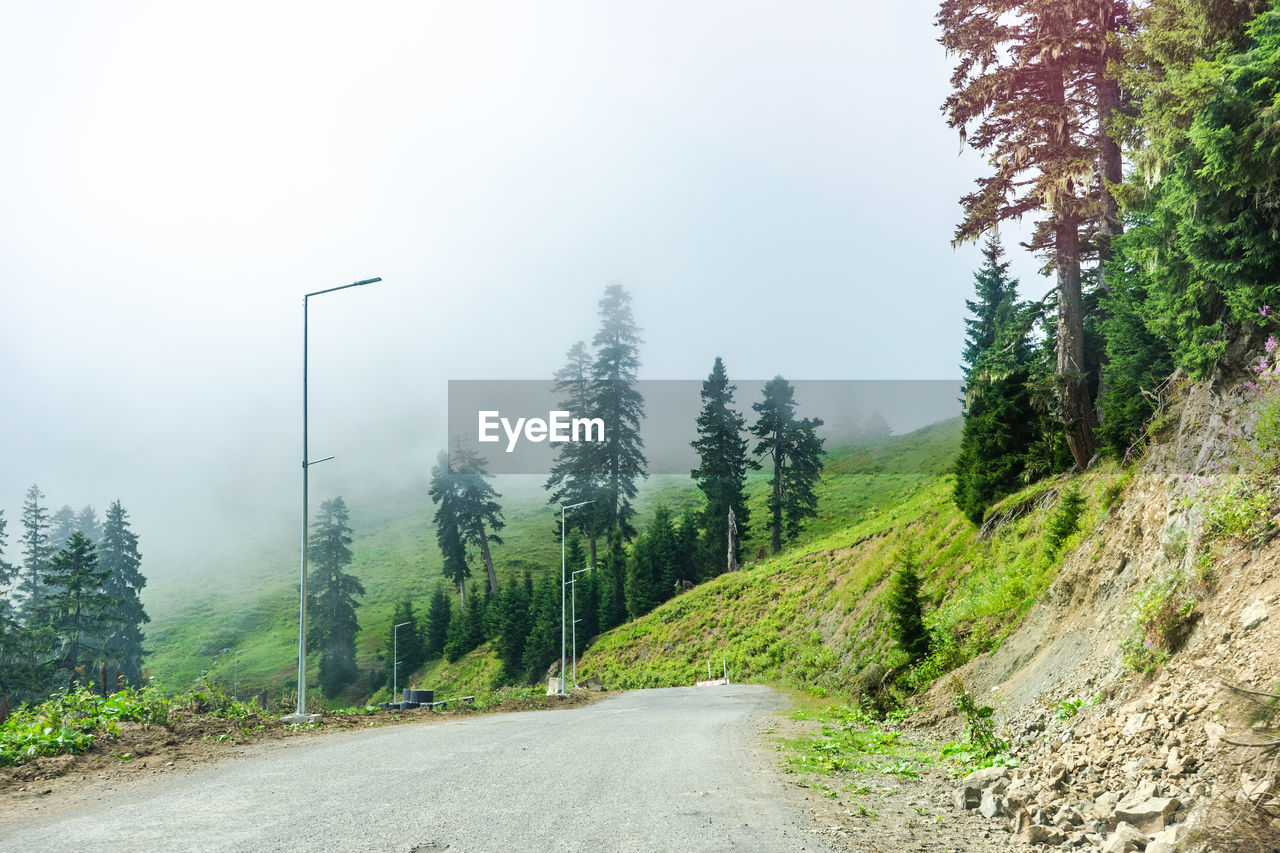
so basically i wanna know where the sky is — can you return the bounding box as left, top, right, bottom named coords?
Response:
left=0, top=1, right=1048, bottom=575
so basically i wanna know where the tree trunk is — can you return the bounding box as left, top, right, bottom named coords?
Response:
left=458, top=581, right=466, bottom=606
left=1094, top=0, right=1125, bottom=425
left=727, top=507, right=739, bottom=572
left=478, top=528, right=498, bottom=594
left=588, top=536, right=597, bottom=569
left=1055, top=210, right=1097, bottom=469
left=1047, top=57, right=1097, bottom=470
left=770, top=441, right=783, bottom=555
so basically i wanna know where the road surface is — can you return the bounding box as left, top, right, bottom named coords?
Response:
left=0, top=685, right=839, bottom=852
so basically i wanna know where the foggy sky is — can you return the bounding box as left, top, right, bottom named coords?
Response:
left=0, top=1, right=1046, bottom=576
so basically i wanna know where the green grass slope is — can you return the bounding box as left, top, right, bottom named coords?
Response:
left=577, top=458, right=1124, bottom=699
left=143, top=417, right=975, bottom=704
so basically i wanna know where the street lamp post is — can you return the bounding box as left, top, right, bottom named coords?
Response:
left=286, top=276, right=382, bottom=724
left=570, top=566, right=591, bottom=688
left=393, top=620, right=411, bottom=703
left=559, top=500, right=593, bottom=696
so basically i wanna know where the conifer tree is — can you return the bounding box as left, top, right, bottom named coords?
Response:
left=590, top=285, right=647, bottom=541
left=75, top=506, right=102, bottom=544
left=886, top=545, right=930, bottom=664
left=522, top=572, right=560, bottom=681
left=546, top=341, right=603, bottom=563
left=424, top=586, right=452, bottom=660
left=625, top=506, right=677, bottom=619
left=596, top=533, right=629, bottom=633
left=750, top=378, right=825, bottom=554
left=40, top=533, right=118, bottom=688
left=429, top=452, right=472, bottom=603
left=99, top=501, right=149, bottom=688
left=493, top=572, right=532, bottom=681
left=953, top=237, right=1041, bottom=523
left=938, top=0, right=1114, bottom=469
left=18, top=485, right=52, bottom=617
left=48, top=505, right=77, bottom=552
left=450, top=445, right=505, bottom=594
left=306, top=497, right=364, bottom=696
left=383, top=599, right=426, bottom=690
left=691, top=357, right=755, bottom=577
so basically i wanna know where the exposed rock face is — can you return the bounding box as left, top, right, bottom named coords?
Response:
left=937, top=377, right=1280, bottom=851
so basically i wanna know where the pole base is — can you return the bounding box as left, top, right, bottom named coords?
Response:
left=282, top=712, right=322, bottom=725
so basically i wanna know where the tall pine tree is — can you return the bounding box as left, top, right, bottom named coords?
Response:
left=429, top=452, right=473, bottom=603
left=590, top=285, right=647, bottom=542
left=40, top=533, right=117, bottom=689
left=424, top=585, right=452, bottom=660
left=99, top=501, right=149, bottom=688
left=451, top=445, right=505, bottom=594
left=18, top=485, right=52, bottom=617
left=545, top=341, right=603, bottom=564
left=750, top=378, right=825, bottom=554
left=938, top=0, right=1116, bottom=469
left=306, top=497, right=364, bottom=696
left=691, top=357, right=755, bottom=578
left=953, top=237, right=1040, bottom=523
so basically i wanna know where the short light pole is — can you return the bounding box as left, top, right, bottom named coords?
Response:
left=570, top=566, right=592, bottom=688
left=393, top=620, right=411, bottom=702
left=233, top=649, right=246, bottom=701
left=286, top=276, right=382, bottom=724
left=559, top=500, right=593, bottom=695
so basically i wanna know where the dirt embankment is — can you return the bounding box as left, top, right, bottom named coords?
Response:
left=920, top=370, right=1280, bottom=851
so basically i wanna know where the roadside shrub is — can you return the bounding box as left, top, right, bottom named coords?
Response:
left=1045, top=483, right=1086, bottom=552
left=886, top=544, right=930, bottom=663
left=0, top=687, right=175, bottom=767
left=1120, top=568, right=1199, bottom=672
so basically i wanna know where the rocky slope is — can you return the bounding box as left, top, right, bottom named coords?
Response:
left=935, top=356, right=1280, bottom=851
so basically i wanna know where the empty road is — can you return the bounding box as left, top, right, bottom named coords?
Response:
left=0, top=685, right=839, bottom=852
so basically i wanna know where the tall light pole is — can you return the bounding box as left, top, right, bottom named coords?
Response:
left=286, top=276, right=382, bottom=724
left=570, top=566, right=591, bottom=688
left=393, top=620, right=411, bottom=703
left=559, top=500, right=593, bottom=696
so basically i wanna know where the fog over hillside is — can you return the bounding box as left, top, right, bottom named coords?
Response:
left=0, top=2, right=1042, bottom=582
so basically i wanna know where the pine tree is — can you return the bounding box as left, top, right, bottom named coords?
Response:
left=522, top=572, right=560, bottom=681
left=75, top=506, right=102, bottom=544
left=750, top=377, right=825, bottom=554
left=546, top=341, right=603, bottom=564
left=450, top=445, right=505, bottom=594
left=40, top=533, right=118, bottom=688
left=383, top=599, right=426, bottom=691
left=953, top=237, right=1041, bottom=523
left=938, top=0, right=1114, bottom=469
left=99, top=501, right=149, bottom=688
left=444, top=583, right=486, bottom=661
left=424, top=586, right=452, bottom=660
left=886, top=545, right=930, bottom=664
left=1111, top=6, right=1280, bottom=376
left=18, top=485, right=52, bottom=617
left=691, top=357, right=756, bottom=578
left=429, top=452, right=472, bottom=603
left=493, top=573, right=532, bottom=681
left=596, top=533, right=629, bottom=634
left=590, top=285, right=647, bottom=541
left=306, top=497, right=364, bottom=696
left=625, top=506, right=677, bottom=619
left=48, top=505, right=77, bottom=552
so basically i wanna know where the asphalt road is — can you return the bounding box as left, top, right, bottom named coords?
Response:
left=0, top=685, right=839, bottom=853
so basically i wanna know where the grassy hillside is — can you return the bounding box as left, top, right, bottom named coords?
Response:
left=144, top=419, right=962, bottom=703
left=576, top=458, right=1124, bottom=699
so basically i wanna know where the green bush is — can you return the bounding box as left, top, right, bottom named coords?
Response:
left=1046, top=484, right=1086, bottom=552
left=0, top=687, right=174, bottom=767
